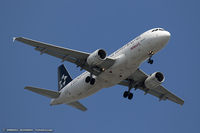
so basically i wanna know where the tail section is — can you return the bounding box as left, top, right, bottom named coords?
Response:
left=24, top=65, right=88, bottom=111
left=58, top=64, right=72, bottom=91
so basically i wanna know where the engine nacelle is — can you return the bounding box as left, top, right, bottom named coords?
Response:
left=87, top=49, right=107, bottom=66
left=144, top=72, right=165, bottom=89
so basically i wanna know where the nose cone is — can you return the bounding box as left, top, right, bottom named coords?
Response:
left=160, top=31, right=171, bottom=44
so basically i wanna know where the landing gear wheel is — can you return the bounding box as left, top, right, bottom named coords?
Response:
left=123, top=91, right=129, bottom=98
left=85, top=76, right=91, bottom=83
left=148, top=51, right=154, bottom=64
left=148, top=59, right=154, bottom=64
left=90, top=78, right=95, bottom=85
left=128, top=93, right=133, bottom=100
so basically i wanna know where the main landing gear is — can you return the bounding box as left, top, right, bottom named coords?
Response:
left=123, top=91, right=133, bottom=100
left=147, top=51, right=154, bottom=64
left=85, top=73, right=95, bottom=85
left=123, top=79, right=134, bottom=100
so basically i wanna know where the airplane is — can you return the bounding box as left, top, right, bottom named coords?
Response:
left=14, top=28, right=184, bottom=111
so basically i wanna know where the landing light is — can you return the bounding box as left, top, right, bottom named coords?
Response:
left=101, top=68, right=105, bottom=72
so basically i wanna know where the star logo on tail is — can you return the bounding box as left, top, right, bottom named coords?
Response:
left=59, top=74, right=68, bottom=89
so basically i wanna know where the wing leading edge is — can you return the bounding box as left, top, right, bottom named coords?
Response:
left=14, top=37, right=115, bottom=75
left=118, top=69, right=184, bottom=105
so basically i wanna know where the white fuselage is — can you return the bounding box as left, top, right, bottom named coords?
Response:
left=51, top=28, right=171, bottom=105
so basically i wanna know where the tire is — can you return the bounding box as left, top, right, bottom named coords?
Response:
left=90, top=78, right=95, bottom=85
left=123, top=91, right=128, bottom=98
left=128, top=93, right=133, bottom=100
left=150, top=60, right=153, bottom=64
left=85, top=76, right=91, bottom=83
left=148, top=59, right=153, bottom=64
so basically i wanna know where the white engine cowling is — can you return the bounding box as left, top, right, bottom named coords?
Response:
left=144, top=72, right=165, bottom=89
left=87, top=49, right=107, bottom=66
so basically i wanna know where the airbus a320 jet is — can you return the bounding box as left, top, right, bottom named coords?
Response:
left=14, top=28, right=184, bottom=111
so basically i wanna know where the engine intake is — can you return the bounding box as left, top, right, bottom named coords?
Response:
left=155, top=72, right=164, bottom=82
left=144, top=72, right=165, bottom=89
left=87, top=49, right=107, bottom=66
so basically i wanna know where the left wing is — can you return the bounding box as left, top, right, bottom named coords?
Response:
left=14, top=37, right=115, bottom=75
left=119, top=69, right=184, bottom=105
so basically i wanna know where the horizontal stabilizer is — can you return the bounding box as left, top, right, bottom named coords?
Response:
left=67, top=101, right=87, bottom=111
left=25, top=86, right=60, bottom=99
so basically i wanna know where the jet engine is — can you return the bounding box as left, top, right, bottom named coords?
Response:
left=144, top=72, right=165, bottom=89
left=87, top=49, right=107, bottom=66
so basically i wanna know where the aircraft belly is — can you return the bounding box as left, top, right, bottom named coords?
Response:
left=59, top=40, right=153, bottom=104
left=98, top=48, right=145, bottom=88
left=98, top=61, right=139, bottom=88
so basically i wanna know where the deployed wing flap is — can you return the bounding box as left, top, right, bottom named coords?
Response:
left=118, top=69, right=184, bottom=105
left=67, top=101, right=87, bottom=111
left=25, top=86, right=60, bottom=99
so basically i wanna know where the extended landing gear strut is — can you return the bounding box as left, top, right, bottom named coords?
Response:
left=85, top=73, right=95, bottom=85
left=147, top=51, right=154, bottom=64
left=123, top=79, right=134, bottom=100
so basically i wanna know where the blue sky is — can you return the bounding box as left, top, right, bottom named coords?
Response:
left=1, top=0, right=200, bottom=132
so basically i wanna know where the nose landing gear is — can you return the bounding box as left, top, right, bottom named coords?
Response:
left=147, top=51, right=154, bottom=64
left=148, top=58, right=154, bottom=64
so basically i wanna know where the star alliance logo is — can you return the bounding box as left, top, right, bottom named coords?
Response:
left=59, top=74, right=68, bottom=89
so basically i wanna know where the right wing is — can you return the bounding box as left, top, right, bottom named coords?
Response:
left=14, top=37, right=115, bottom=75
left=119, top=69, right=184, bottom=105
left=67, top=101, right=87, bottom=111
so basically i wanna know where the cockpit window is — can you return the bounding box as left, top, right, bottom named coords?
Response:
left=158, top=28, right=164, bottom=31
left=152, top=28, right=165, bottom=32
left=152, top=29, right=158, bottom=32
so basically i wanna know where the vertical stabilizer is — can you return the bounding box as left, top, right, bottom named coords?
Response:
left=58, top=64, right=72, bottom=91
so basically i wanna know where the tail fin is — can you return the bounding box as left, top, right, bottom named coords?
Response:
left=58, top=64, right=72, bottom=91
